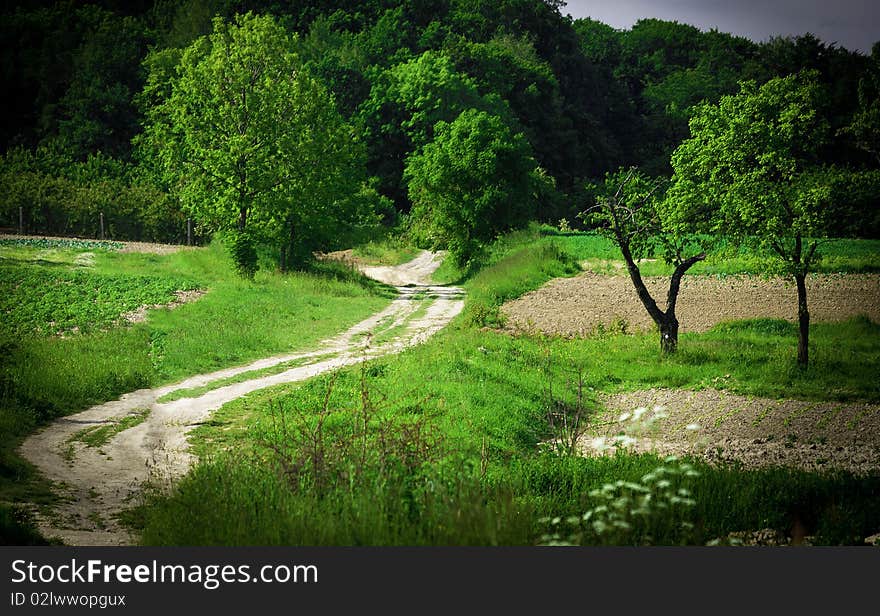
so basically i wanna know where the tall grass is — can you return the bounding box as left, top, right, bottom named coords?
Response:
left=138, top=456, right=533, bottom=546
left=134, top=228, right=879, bottom=546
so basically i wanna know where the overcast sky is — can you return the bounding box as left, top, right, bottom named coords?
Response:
left=562, top=0, right=879, bottom=53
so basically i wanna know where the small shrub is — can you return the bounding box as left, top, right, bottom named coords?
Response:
left=230, top=232, right=258, bottom=279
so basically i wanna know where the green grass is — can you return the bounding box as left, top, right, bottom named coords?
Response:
left=134, top=228, right=879, bottom=546
left=351, top=236, right=420, bottom=266
left=553, top=232, right=880, bottom=276
left=139, top=309, right=880, bottom=545
left=136, top=456, right=533, bottom=546
left=0, top=239, right=394, bottom=539
left=68, top=408, right=151, bottom=448
left=135, top=320, right=880, bottom=544
left=135, top=451, right=880, bottom=546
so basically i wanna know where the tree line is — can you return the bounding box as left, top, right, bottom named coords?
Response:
left=0, top=0, right=878, bottom=282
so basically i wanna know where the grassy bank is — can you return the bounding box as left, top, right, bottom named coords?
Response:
left=137, top=320, right=880, bottom=545
left=135, top=229, right=880, bottom=545
left=351, top=235, right=420, bottom=266
left=0, top=238, right=393, bottom=541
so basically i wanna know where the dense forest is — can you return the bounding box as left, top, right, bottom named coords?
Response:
left=1, top=0, right=878, bottom=265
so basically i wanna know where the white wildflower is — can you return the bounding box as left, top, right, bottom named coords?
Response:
left=614, top=435, right=636, bottom=448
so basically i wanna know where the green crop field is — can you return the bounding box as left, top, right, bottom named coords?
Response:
left=0, top=266, right=200, bottom=337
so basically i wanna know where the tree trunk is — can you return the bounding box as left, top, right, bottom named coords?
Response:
left=660, top=317, right=679, bottom=354
left=618, top=244, right=706, bottom=355
left=279, top=243, right=287, bottom=273
left=795, top=272, right=810, bottom=367
left=237, top=208, right=247, bottom=232
left=619, top=243, right=665, bottom=324
left=281, top=220, right=296, bottom=272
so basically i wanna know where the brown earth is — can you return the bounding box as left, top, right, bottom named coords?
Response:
left=512, top=270, right=880, bottom=476
left=119, top=289, right=207, bottom=325
left=581, top=388, right=880, bottom=475
left=502, top=272, right=880, bottom=336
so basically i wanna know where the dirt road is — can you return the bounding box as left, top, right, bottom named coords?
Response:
left=19, top=251, right=463, bottom=546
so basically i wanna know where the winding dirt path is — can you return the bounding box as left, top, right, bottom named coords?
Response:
left=19, top=251, right=463, bottom=546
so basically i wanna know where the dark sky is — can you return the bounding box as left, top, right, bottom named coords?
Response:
left=562, top=0, right=880, bottom=53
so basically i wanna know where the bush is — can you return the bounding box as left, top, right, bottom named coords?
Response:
left=229, top=232, right=258, bottom=279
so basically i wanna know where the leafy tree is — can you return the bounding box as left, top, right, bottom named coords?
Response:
left=572, top=18, right=623, bottom=68
left=296, top=15, right=371, bottom=118
left=447, top=33, right=578, bottom=198
left=757, top=33, right=870, bottom=161
left=140, top=12, right=370, bottom=275
left=405, top=109, right=548, bottom=266
left=357, top=50, right=506, bottom=208
left=841, top=42, right=880, bottom=165
left=581, top=167, right=705, bottom=354
left=56, top=7, right=151, bottom=160
left=668, top=72, right=835, bottom=366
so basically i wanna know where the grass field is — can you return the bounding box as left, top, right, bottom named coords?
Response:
left=542, top=227, right=880, bottom=276
left=132, top=228, right=880, bottom=546
left=351, top=234, right=421, bottom=266
left=0, top=237, right=393, bottom=543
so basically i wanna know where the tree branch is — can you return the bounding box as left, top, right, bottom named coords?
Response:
left=666, top=252, right=706, bottom=316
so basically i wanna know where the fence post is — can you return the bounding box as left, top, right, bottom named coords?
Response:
left=19, top=206, right=23, bottom=235
left=100, top=212, right=105, bottom=240
left=187, top=217, right=192, bottom=246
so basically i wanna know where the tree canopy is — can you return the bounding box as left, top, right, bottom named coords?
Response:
left=405, top=109, right=548, bottom=266
left=140, top=12, right=374, bottom=274
left=1, top=1, right=878, bottom=255
left=668, top=71, right=841, bottom=365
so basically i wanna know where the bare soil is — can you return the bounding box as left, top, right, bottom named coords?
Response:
left=120, top=289, right=207, bottom=325
left=511, top=270, right=880, bottom=475
left=19, top=251, right=463, bottom=546
left=502, top=272, right=880, bottom=336
left=582, top=388, right=880, bottom=475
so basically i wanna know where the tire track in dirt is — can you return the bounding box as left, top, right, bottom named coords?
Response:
left=19, top=251, right=463, bottom=546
